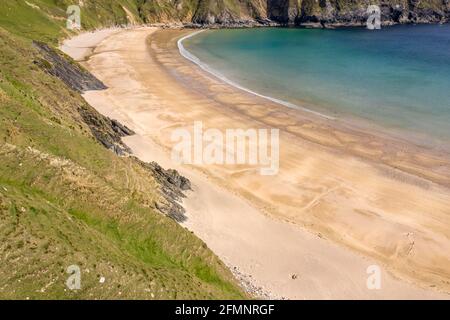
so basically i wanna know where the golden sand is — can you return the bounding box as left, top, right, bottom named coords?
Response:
left=62, top=27, right=450, bottom=299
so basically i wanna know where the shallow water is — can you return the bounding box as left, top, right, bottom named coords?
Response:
left=183, top=25, right=450, bottom=147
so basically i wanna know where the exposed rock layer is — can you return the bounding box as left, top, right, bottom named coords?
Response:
left=137, top=159, right=192, bottom=222
left=136, top=0, right=449, bottom=27
left=32, top=41, right=107, bottom=92
left=33, top=39, right=192, bottom=223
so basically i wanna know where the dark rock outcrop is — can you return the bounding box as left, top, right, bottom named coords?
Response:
left=137, top=159, right=192, bottom=222
left=78, top=105, right=135, bottom=156
left=77, top=99, right=190, bottom=223
left=32, top=40, right=134, bottom=156
left=32, top=39, right=190, bottom=223
left=268, top=0, right=300, bottom=24
left=268, top=0, right=449, bottom=27
left=32, top=41, right=107, bottom=93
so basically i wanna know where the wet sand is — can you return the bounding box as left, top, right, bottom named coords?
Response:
left=62, top=27, right=450, bottom=299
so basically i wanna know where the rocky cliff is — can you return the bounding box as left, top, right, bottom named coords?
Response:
left=137, top=0, right=449, bottom=26
left=267, top=0, right=450, bottom=26
left=4, top=0, right=445, bottom=31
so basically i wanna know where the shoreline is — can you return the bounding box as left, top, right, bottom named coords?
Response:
left=62, top=27, right=450, bottom=299
left=170, top=29, right=450, bottom=189
left=178, top=27, right=450, bottom=153
left=177, top=31, right=335, bottom=120
left=143, top=19, right=449, bottom=30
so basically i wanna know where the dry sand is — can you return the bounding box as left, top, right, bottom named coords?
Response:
left=62, top=27, right=450, bottom=299
left=60, top=28, right=122, bottom=61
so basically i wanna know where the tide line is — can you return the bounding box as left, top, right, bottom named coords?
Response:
left=177, top=30, right=335, bottom=120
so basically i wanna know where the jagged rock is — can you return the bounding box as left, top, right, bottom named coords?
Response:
left=32, top=39, right=189, bottom=223
left=135, top=159, right=191, bottom=223
left=111, top=119, right=135, bottom=137
left=32, top=41, right=107, bottom=93
left=155, top=201, right=187, bottom=222
left=32, top=41, right=135, bottom=156
left=166, top=169, right=191, bottom=191
left=78, top=105, right=134, bottom=156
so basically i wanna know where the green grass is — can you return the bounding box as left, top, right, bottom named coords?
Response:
left=0, top=1, right=245, bottom=299
left=0, top=0, right=145, bottom=43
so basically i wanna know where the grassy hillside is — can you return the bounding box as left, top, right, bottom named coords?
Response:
left=137, top=0, right=449, bottom=25
left=0, top=0, right=245, bottom=299
left=0, top=0, right=142, bottom=43
left=0, top=0, right=447, bottom=35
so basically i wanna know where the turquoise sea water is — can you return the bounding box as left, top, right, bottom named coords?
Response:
left=183, top=25, right=450, bottom=147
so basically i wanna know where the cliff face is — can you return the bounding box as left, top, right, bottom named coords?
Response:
left=282, top=0, right=450, bottom=27
left=137, top=0, right=449, bottom=26
left=137, top=0, right=268, bottom=24
left=9, top=0, right=444, bottom=30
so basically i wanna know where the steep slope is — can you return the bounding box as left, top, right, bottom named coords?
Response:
left=268, top=0, right=450, bottom=26
left=1, top=0, right=446, bottom=34
left=137, top=0, right=449, bottom=25
left=0, top=1, right=245, bottom=299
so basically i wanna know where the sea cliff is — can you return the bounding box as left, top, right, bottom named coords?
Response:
left=138, top=0, right=449, bottom=27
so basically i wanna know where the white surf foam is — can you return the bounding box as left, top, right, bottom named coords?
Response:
left=177, top=30, right=335, bottom=120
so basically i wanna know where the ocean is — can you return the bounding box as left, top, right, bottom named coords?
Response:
left=181, top=25, right=450, bottom=148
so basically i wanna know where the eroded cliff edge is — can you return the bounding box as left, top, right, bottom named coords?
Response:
left=138, top=0, right=449, bottom=27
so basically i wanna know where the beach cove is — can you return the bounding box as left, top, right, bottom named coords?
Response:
left=61, top=27, right=450, bottom=299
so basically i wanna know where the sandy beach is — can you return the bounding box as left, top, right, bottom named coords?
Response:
left=61, top=27, right=450, bottom=299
